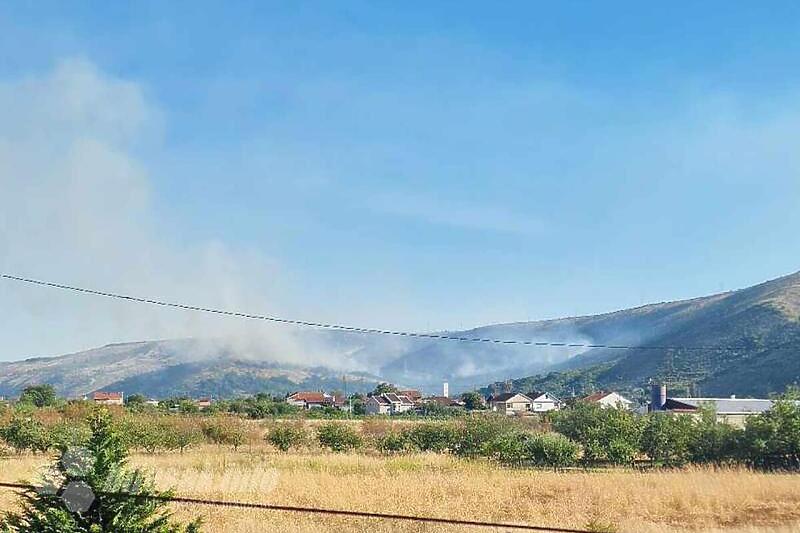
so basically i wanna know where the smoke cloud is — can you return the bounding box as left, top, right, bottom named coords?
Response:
left=0, top=58, right=332, bottom=366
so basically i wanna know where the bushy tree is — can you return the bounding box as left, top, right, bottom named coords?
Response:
left=488, top=430, right=580, bottom=467
left=687, top=406, right=741, bottom=465
left=640, top=413, right=693, bottom=466
left=200, top=417, right=248, bottom=450
left=266, top=424, right=308, bottom=452
left=403, top=422, right=457, bottom=453
left=0, top=409, right=202, bottom=532
left=370, top=383, right=399, bottom=396
left=451, top=416, right=514, bottom=458
left=317, top=422, right=362, bottom=452
left=19, top=385, right=58, bottom=408
left=742, top=399, right=800, bottom=469
left=124, top=395, right=148, bottom=413
left=49, top=421, right=92, bottom=451
left=1, top=417, right=51, bottom=454
left=460, top=392, right=484, bottom=411
left=374, top=432, right=409, bottom=454
left=552, top=403, right=642, bottom=465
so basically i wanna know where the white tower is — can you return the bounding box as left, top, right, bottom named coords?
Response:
left=443, top=382, right=449, bottom=398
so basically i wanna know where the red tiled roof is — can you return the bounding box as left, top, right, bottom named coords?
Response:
left=288, top=392, right=328, bottom=403
left=398, top=390, right=422, bottom=401
left=582, top=391, right=610, bottom=402
left=92, top=392, right=122, bottom=401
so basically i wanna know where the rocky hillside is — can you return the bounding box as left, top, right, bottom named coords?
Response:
left=2, top=271, right=799, bottom=399
left=0, top=339, right=381, bottom=398
left=487, top=271, right=800, bottom=399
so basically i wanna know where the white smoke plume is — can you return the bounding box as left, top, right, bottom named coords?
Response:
left=0, top=58, right=336, bottom=366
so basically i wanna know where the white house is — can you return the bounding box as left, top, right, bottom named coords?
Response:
left=583, top=391, right=632, bottom=409
left=365, top=393, right=415, bottom=415
left=488, top=393, right=532, bottom=415
left=527, top=392, right=561, bottom=413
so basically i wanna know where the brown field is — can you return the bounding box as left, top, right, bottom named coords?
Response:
left=2, top=445, right=800, bottom=533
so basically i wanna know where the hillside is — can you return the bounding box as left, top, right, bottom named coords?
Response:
left=486, top=271, right=800, bottom=399
left=0, top=339, right=382, bottom=398
left=2, top=271, right=799, bottom=399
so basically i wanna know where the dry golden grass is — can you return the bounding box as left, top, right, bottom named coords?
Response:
left=2, top=446, right=800, bottom=533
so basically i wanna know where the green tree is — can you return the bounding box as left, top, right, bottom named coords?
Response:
left=687, top=405, right=741, bottom=465
left=552, top=403, right=642, bottom=465
left=19, top=385, right=58, bottom=408
left=124, top=395, right=148, bottom=413
left=640, top=413, right=693, bottom=466
left=742, top=399, right=800, bottom=469
left=266, top=424, right=308, bottom=452
left=460, top=392, right=484, bottom=411
left=371, top=383, right=399, bottom=396
left=403, top=422, right=457, bottom=453
left=317, top=422, right=362, bottom=452
left=0, top=417, right=51, bottom=454
left=0, top=409, right=202, bottom=532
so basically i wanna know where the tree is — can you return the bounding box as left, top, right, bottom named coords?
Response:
left=0, top=408, right=202, bottom=532
left=19, top=385, right=57, bottom=408
left=460, top=392, right=484, bottom=411
left=317, top=422, right=362, bottom=452
left=640, top=413, right=693, bottom=466
left=266, top=424, right=308, bottom=452
left=742, top=399, right=800, bottom=469
left=0, top=417, right=51, bottom=454
left=552, top=403, right=642, bottom=465
left=687, top=405, right=741, bottom=465
left=125, top=395, right=148, bottom=413
left=370, top=383, right=399, bottom=396
left=403, top=422, right=457, bottom=453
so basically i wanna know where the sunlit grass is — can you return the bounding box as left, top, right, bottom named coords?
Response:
left=2, top=445, right=800, bottom=532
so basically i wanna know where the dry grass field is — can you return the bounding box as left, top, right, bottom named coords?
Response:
left=2, top=445, right=800, bottom=533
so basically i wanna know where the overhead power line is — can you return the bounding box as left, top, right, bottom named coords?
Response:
left=0, top=481, right=591, bottom=532
left=1, top=273, right=741, bottom=353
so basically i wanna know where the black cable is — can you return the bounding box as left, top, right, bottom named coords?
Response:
left=0, top=481, right=591, bottom=532
left=1, top=273, right=742, bottom=353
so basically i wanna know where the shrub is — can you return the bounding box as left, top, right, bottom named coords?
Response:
left=489, top=431, right=580, bottom=467
left=267, top=424, right=308, bottom=452
left=552, top=403, right=642, bottom=465
left=523, top=432, right=580, bottom=467
left=451, top=416, right=514, bottom=458
left=201, top=417, right=248, bottom=450
left=48, top=421, right=92, bottom=450
left=317, top=422, right=362, bottom=452
left=375, top=432, right=410, bottom=454
left=403, top=422, right=457, bottom=453
left=0, top=417, right=52, bottom=453
left=163, top=418, right=204, bottom=453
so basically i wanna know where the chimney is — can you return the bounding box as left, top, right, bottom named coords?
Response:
left=650, top=382, right=667, bottom=411
left=443, top=382, right=449, bottom=398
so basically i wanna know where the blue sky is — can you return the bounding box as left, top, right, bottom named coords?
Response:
left=2, top=2, right=800, bottom=358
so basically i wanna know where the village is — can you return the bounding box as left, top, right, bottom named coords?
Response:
left=32, top=380, right=790, bottom=429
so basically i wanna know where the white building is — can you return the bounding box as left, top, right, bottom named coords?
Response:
left=528, top=392, right=561, bottom=413
left=583, top=391, right=632, bottom=409
left=365, top=393, right=415, bottom=415
left=488, top=393, right=532, bottom=415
